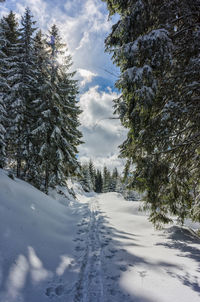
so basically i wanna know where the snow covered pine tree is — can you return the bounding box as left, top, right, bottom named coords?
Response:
left=32, top=24, right=82, bottom=192
left=2, top=9, right=38, bottom=178
left=0, top=12, right=20, bottom=170
left=0, top=20, right=7, bottom=168
left=103, top=0, right=200, bottom=226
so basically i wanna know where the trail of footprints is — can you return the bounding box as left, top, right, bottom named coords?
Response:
left=45, top=199, right=134, bottom=301
left=73, top=200, right=130, bottom=301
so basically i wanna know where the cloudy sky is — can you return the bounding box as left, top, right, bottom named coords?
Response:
left=0, top=0, right=127, bottom=172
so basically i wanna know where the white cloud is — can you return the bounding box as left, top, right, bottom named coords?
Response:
left=16, top=0, right=48, bottom=28
left=78, top=86, right=127, bottom=172
left=57, top=0, right=113, bottom=75
left=76, top=31, right=90, bottom=50
left=77, top=68, right=97, bottom=87
left=0, top=2, right=9, bottom=18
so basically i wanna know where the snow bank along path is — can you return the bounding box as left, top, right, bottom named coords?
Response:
left=0, top=170, right=200, bottom=302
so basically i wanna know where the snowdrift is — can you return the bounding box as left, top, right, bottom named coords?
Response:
left=0, top=169, right=82, bottom=302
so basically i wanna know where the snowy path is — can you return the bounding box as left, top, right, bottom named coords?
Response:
left=73, top=192, right=200, bottom=302
left=74, top=197, right=104, bottom=302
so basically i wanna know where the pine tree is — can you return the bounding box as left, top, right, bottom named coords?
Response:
left=18, top=7, right=38, bottom=179
left=88, top=159, right=96, bottom=190
left=56, top=51, right=83, bottom=179
left=0, top=12, right=19, bottom=169
left=26, top=29, right=50, bottom=188
left=109, top=167, right=119, bottom=192
left=95, top=169, right=103, bottom=193
left=80, top=163, right=93, bottom=192
left=0, top=95, right=6, bottom=168
left=3, top=8, right=37, bottom=178
left=0, top=18, right=9, bottom=168
left=35, top=24, right=82, bottom=191
left=0, top=12, right=20, bottom=169
left=103, top=166, right=111, bottom=193
left=103, top=0, right=200, bottom=226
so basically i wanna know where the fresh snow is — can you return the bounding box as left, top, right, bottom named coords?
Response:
left=0, top=169, right=200, bottom=302
left=124, top=65, right=152, bottom=83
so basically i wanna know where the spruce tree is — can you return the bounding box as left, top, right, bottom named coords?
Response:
left=103, top=0, right=200, bottom=226
left=36, top=24, right=82, bottom=191
left=103, top=166, right=111, bottom=193
left=88, top=159, right=96, bottom=190
left=95, top=169, right=103, bottom=193
left=0, top=12, right=20, bottom=169
left=109, top=167, right=119, bottom=192
left=80, top=163, right=93, bottom=192
left=18, top=7, right=38, bottom=178
left=0, top=18, right=8, bottom=168
left=0, top=95, right=6, bottom=168
left=27, top=29, right=50, bottom=188
left=3, top=8, right=37, bottom=178
left=0, top=94, right=6, bottom=171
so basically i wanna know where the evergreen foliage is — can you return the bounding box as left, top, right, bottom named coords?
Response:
left=27, top=29, right=50, bottom=188
left=80, top=163, right=93, bottom=192
left=79, top=162, right=124, bottom=194
left=0, top=11, right=19, bottom=169
left=17, top=8, right=38, bottom=178
left=110, top=167, right=119, bottom=191
left=32, top=24, right=83, bottom=191
left=95, top=169, right=103, bottom=193
left=0, top=9, right=82, bottom=192
left=88, top=159, right=96, bottom=190
left=0, top=94, right=6, bottom=168
left=0, top=18, right=8, bottom=168
left=102, top=166, right=111, bottom=193
left=103, top=0, right=200, bottom=226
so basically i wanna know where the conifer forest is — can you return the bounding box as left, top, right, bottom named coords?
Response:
left=0, top=9, right=83, bottom=191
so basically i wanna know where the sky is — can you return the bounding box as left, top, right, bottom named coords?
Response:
left=0, top=0, right=127, bottom=172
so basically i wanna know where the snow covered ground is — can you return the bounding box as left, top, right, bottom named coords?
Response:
left=0, top=169, right=200, bottom=302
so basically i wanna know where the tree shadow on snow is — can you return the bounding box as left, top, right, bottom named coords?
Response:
left=155, top=226, right=200, bottom=295
left=0, top=205, right=85, bottom=302
left=95, top=213, right=184, bottom=302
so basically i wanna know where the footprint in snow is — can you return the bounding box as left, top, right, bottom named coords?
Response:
left=120, top=265, right=127, bottom=272
left=55, top=285, right=64, bottom=296
left=45, top=285, right=64, bottom=297
left=138, top=270, right=147, bottom=278
left=109, top=248, right=118, bottom=254
left=45, top=287, right=54, bottom=297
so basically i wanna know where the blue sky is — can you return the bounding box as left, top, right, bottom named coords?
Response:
left=0, top=0, right=126, bottom=171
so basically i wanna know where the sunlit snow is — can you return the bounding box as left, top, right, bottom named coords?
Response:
left=0, top=169, right=200, bottom=301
